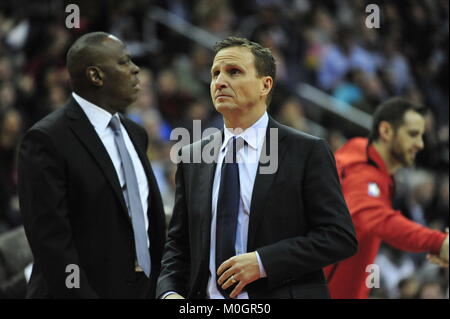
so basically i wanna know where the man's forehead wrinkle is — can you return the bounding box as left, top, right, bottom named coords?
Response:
left=213, top=48, right=254, bottom=68
left=212, top=55, right=251, bottom=69
left=214, top=52, right=250, bottom=61
left=212, top=60, right=242, bottom=68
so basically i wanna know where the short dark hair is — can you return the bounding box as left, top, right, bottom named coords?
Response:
left=212, top=36, right=276, bottom=105
left=369, top=97, right=427, bottom=143
left=66, top=32, right=112, bottom=81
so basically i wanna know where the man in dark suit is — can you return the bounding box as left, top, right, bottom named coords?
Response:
left=18, top=32, right=166, bottom=298
left=157, top=37, right=357, bottom=299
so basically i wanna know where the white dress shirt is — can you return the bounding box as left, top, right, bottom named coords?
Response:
left=72, top=92, right=150, bottom=246
left=207, top=112, right=269, bottom=299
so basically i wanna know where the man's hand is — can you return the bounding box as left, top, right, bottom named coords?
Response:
left=217, top=252, right=260, bottom=298
left=427, top=229, right=449, bottom=268
left=164, top=293, right=185, bottom=299
left=427, top=254, right=448, bottom=268
left=439, top=233, right=449, bottom=263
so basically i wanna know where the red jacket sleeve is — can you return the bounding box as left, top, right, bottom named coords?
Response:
left=342, top=165, right=446, bottom=254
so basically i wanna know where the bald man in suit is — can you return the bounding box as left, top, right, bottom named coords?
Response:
left=18, top=32, right=166, bottom=298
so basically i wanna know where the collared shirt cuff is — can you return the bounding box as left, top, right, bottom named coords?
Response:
left=255, top=251, right=267, bottom=278
left=161, top=291, right=178, bottom=299
left=24, top=263, right=33, bottom=282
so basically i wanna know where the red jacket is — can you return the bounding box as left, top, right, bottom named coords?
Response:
left=324, top=138, right=446, bottom=299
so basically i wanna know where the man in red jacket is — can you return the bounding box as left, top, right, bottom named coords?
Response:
left=324, top=97, right=448, bottom=299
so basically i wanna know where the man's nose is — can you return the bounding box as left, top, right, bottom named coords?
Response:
left=417, top=137, right=424, bottom=150
left=214, top=73, right=227, bottom=89
left=131, top=61, right=140, bottom=74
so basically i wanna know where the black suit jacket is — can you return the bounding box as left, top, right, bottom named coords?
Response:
left=157, top=117, right=357, bottom=299
left=18, top=98, right=166, bottom=298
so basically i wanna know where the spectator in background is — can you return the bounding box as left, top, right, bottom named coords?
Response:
left=0, top=81, right=17, bottom=111
left=126, top=67, right=163, bottom=130
left=0, top=109, right=22, bottom=231
left=317, top=27, right=379, bottom=91
left=419, top=281, right=446, bottom=299
left=433, top=175, right=449, bottom=227
left=381, top=39, right=413, bottom=95
left=396, top=170, right=436, bottom=228
left=156, top=68, right=193, bottom=128
left=398, top=276, right=420, bottom=299
left=0, top=55, right=14, bottom=82
left=174, top=45, right=213, bottom=98
left=332, top=70, right=364, bottom=107
left=194, top=0, right=235, bottom=38
left=375, top=246, right=416, bottom=298
left=327, top=129, right=347, bottom=153
left=0, top=226, right=33, bottom=298
left=275, top=96, right=309, bottom=133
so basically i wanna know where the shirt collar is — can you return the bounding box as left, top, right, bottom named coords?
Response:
left=72, top=92, right=118, bottom=132
left=221, top=112, right=269, bottom=153
left=367, top=142, right=391, bottom=177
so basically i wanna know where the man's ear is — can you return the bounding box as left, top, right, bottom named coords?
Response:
left=378, top=121, right=394, bottom=142
left=86, top=66, right=104, bottom=87
left=260, top=76, right=273, bottom=98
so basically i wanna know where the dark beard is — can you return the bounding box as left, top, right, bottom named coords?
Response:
left=390, top=141, right=411, bottom=167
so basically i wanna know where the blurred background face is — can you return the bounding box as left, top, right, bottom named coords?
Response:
left=210, top=46, right=262, bottom=117
left=390, top=110, right=425, bottom=167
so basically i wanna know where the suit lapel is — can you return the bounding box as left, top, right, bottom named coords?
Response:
left=247, top=117, right=288, bottom=250
left=66, top=98, right=129, bottom=219
left=196, top=131, right=222, bottom=270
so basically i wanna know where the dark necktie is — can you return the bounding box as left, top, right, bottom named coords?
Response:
left=216, top=137, right=243, bottom=298
left=109, top=116, right=151, bottom=277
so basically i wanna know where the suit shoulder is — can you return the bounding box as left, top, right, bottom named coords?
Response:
left=122, top=116, right=146, bottom=133
left=176, top=130, right=221, bottom=163
left=277, top=122, right=323, bottom=145
left=26, top=107, right=67, bottom=137
left=181, top=130, right=221, bottom=153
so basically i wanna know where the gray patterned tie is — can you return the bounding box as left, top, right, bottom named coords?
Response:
left=109, top=116, right=151, bottom=277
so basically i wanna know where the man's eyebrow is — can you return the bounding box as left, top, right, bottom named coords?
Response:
left=211, top=63, right=242, bottom=70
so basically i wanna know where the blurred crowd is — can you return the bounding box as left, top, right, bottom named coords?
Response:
left=0, top=0, right=448, bottom=298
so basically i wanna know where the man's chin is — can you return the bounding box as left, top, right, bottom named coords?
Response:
left=403, top=157, right=416, bottom=167
left=124, top=95, right=138, bottom=107
left=214, top=103, right=236, bottom=114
